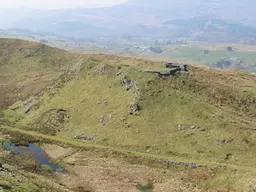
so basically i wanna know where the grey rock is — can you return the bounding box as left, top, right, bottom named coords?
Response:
left=178, top=124, right=199, bottom=130
left=217, top=139, right=233, bottom=144
left=99, top=66, right=105, bottom=73
left=154, top=159, right=200, bottom=168
left=145, top=63, right=188, bottom=77
left=116, top=71, right=123, bottom=76
left=189, top=125, right=196, bottom=129
left=252, top=185, right=256, bottom=192
left=164, top=62, right=180, bottom=69
left=73, top=135, right=94, bottom=141
left=130, top=104, right=141, bottom=114
left=100, top=115, right=107, bottom=125
left=121, top=76, right=132, bottom=90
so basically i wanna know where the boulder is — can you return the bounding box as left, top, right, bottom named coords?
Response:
left=154, top=159, right=200, bottom=168
left=146, top=63, right=188, bottom=77
left=73, top=135, right=94, bottom=141
left=217, top=139, right=233, bottom=144
left=130, top=104, right=141, bottom=114
left=99, top=66, right=105, bottom=73
left=121, top=76, right=132, bottom=90
left=164, top=62, right=180, bottom=69
left=252, top=185, right=256, bottom=192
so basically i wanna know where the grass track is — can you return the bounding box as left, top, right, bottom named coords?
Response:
left=1, top=125, right=256, bottom=172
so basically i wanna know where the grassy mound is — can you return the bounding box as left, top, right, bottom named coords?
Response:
left=0, top=38, right=77, bottom=108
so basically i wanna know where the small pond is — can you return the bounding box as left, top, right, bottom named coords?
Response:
left=2, top=142, right=64, bottom=172
left=0, top=185, right=12, bottom=190
left=137, top=183, right=154, bottom=192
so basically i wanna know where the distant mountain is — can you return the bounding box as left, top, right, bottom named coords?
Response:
left=123, top=0, right=256, bottom=26
left=1, top=0, right=256, bottom=42
left=163, top=17, right=256, bottom=42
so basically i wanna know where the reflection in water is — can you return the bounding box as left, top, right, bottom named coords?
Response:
left=2, top=142, right=63, bottom=172
left=137, top=183, right=154, bottom=192
left=0, top=185, right=12, bottom=190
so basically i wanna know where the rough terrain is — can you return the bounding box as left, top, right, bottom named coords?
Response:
left=0, top=39, right=256, bottom=192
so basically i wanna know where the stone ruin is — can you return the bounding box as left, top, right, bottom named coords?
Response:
left=145, top=62, right=188, bottom=77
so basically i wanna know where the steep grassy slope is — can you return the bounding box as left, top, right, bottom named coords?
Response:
left=0, top=38, right=77, bottom=108
left=5, top=49, right=255, bottom=164
left=1, top=39, right=256, bottom=191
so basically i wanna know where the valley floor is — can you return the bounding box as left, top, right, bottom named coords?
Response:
left=1, top=126, right=256, bottom=192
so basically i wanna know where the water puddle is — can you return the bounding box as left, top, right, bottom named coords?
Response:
left=0, top=185, right=12, bottom=190
left=137, top=183, right=154, bottom=192
left=2, top=142, right=64, bottom=172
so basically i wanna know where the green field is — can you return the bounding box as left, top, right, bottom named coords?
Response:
left=162, top=44, right=256, bottom=71
left=1, top=33, right=256, bottom=73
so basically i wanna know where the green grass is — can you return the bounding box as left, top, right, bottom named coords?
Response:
left=2, top=125, right=256, bottom=191
left=1, top=38, right=256, bottom=191
left=9, top=58, right=256, bottom=168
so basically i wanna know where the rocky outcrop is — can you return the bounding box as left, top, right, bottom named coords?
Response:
left=73, top=135, right=94, bottom=141
left=217, top=139, right=233, bottom=145
left=145, top=63, right=188, bottom=77
left=120, top=75, right=136, bottom=91
left=153, top=159, right=201, bottom=168
left=100, top=115, right=107, bottom=125
left=130, top=103, right=141, bottom=114
left=178, top=124, right=200, bottom=130
left=164, top=63, right=188, bottom=71
left=252, top=184, right=256, bottom=192
left=34, top=109, right=68, bottom=135
left=10, top=95, right=41, bottom=114
left=117, top=71, right=141, bottom=114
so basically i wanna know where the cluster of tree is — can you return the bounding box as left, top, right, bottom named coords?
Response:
left=215, top=57, right=243, bottom=69
left=149, top=46, right=163, bottom=54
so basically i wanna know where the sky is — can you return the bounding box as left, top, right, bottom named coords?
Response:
left=0, top=0, right=127, bottom=9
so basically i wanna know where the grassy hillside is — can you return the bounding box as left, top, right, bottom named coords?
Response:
left=1, top=33, right=256, bottom=74
left=0, top=38, right=78, bottom=108
left=1, top=39, right=256, bottom=191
